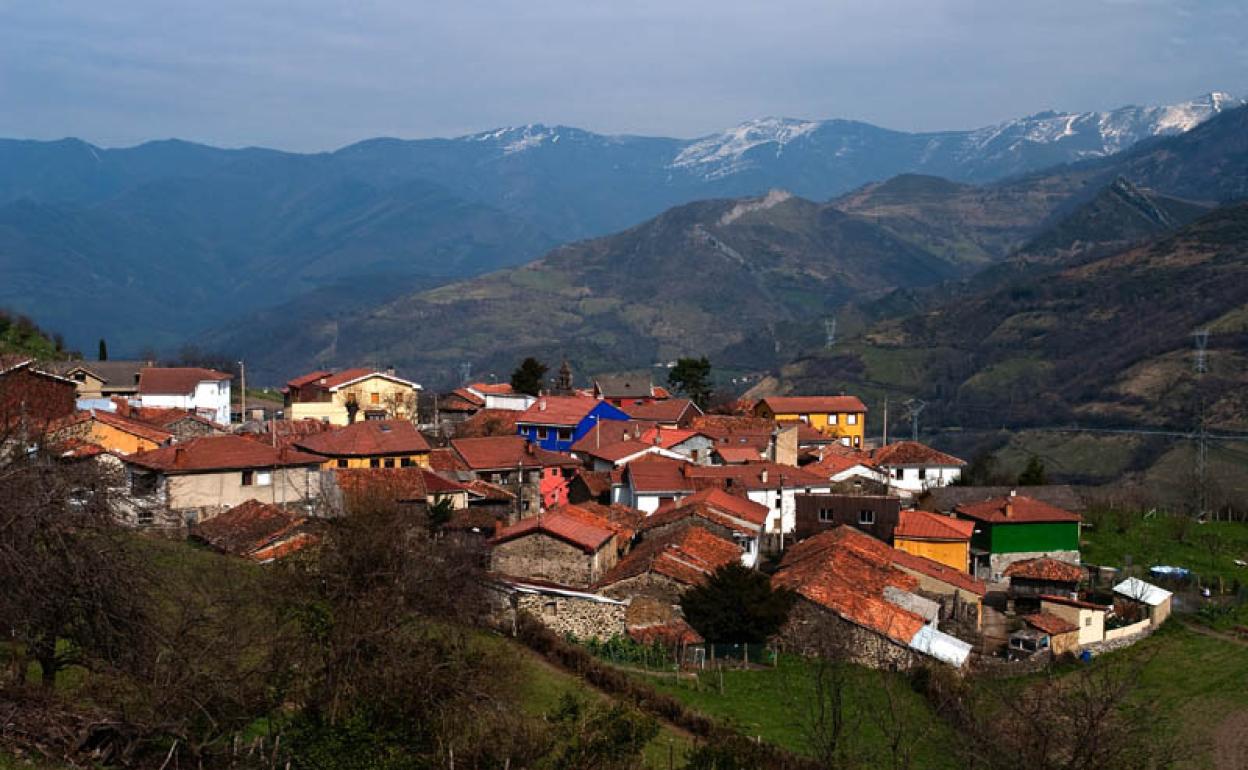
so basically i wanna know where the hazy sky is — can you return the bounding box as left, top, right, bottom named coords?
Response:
left=1, top=0, right=1244, bottom=151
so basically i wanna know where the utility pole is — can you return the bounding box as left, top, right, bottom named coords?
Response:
left=824, top=318, right=837, bottom=349
left=459, top=362, right=472, bottom=387
left=238, top=360, right=246, bottom=426
left=882, top=397, right=889, bottom=447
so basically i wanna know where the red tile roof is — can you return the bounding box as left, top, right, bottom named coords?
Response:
left=553, top=502, right=643, bottom=543
left=870, top=441, right=965, bottom=467
left=955, top=494, right=1081, bottom=524
left=597, top=526, right=741, bottom=589
left=685, top=462, right=828, bottom=492
left=890, top=549, right=986, bottom=597
left=190, top=500, right=313, bottom=560
left=53, top=409, right=173, bottom=445
left=285, top=370, right=334, bottom=389
left=1022, top=612, right=1079, bottom=636
left=805, top=451, right=878, bottom=478
left=637, top=427, right=703, bottom=449
left=712, top=446, right=762, bottom=464
left=468, top=382, right=515, bottom=395
left=773, top=527, right=926, bottom=647
left=294, top=419, right=431, bottom=457
left=757, top=395, right=867, bottom=414
left=454, top=408, right=521, bottom=438
left=492, top=511, right=616, bottom=554
left=622, top=398, right=701, bottom=423
left=1039, top=594, right=1109, bottom=611
left=428, top=447, right=470, bottom=473
left=1004, top=557, right=1083, bottom=583
left=451, top=435, right=578, bottom=470
left=442, top=390, right=484, bottom=411
left=241, top=419, right=335, bottom=449
left=644, top=488, right=768, bottom=536
left=125, top=435, right=322, bottom=473
left=517, top=395, right=602, bottom=427
left=689, top=415, right=775, bottom=447
left=460, top=479, right=517, bottom=501
left=573, top=469, right=613, bottom=497
left=127, top=405, right=224, bottom=431
left=335, top=467, right=468, bottom=502
left=319, top=367, right=379, bottom=389
left=625, top=457, right=696, bottom=493
left=895, top=509, right=975, bottom=541
left=138, top=367, right=231, bottom=395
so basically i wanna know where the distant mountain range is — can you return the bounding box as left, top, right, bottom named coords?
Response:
left=206, top=103, right=1248, bottom=386
left=0, top=91, right=1240, bottom=359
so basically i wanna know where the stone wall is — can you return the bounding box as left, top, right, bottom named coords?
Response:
left=599, top=571, right=690, bottom=606
left=777, top=599, right=921, bottom=671
left=988, top=549, right=1080, bottom=579
left=490, top=532, right=605, bottom=588
left=515, top=593, right=626, bottom=641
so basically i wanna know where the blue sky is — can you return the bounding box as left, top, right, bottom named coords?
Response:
left=0, top=0, right=1243, bottom=151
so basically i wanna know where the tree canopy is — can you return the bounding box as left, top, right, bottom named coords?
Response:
left=668, top=356, right=713, bottom=409
left=681, top=563, right=795, bottom=644
left=510, top=357, right=549, bottom=396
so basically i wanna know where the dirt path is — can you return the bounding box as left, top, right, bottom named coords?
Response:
left=1177, top=618, right=1248, bottom=647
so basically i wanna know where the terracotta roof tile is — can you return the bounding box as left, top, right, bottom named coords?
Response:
left=517, top=395, right=603, bottom=427
left=1022, top=612, right=1079, bottom=636
left=757, top=395, right=867, bottom=414
left=53, top=409, right=173, bottom=446
left=190, top=500, right=313, bottom=560
left=712, top=446, right=763, bottom=464
left=870, top=441, right=965, bottom=467
left=138, top=367, right=231, bottom=395
left=294, top=419, right=431, bottom=457
left=1004, top=557, right=1083, bottom=583
left=622, top=399, right=701, bottom=423
left=454, top=409, right=521, bottom=438
left=890, top=549, right=986, bottom=597
left=492, top=511, right=615, bottom=554
left=685, top=462, right=828, bottom=491
left=285, top=370, right=334, bottom=389
left=597, top=526, right=741, bottom=589
left=625, top=457, right=696, bottom=493
left=335, top=467, right=469, bottom=502
left=644, top=488, right=768, bottom=536
left=552, top=502, right=643, bottom=543
left=126, top=435, right=322, bottom=473
left=451, top=436, right=578, bottom=470
left=895, top=509, right=975, bottom=541
left=956, top=494, right=1081, bottom=524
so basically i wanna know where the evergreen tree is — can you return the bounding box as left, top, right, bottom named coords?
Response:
left=680, top=563, right=794, bottom=644
left=510, top=357, right=549, bottom=396
left=667, top=356, right=713, bottom=409
left=97, top=338, right=108, bottom=361
left=1018, top=455, right=1048, bottom=486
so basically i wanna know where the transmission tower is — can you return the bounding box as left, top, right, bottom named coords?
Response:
left=903, top=398, right=926, bottom=442
left=824, top=318, right=837, bottom=349
left=458, top=362, right=472, bottom=386
left=1193, top=330, right=1210, bottom=517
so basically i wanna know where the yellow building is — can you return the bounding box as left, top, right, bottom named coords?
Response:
left=52, top=409, right=173, bottom=455
left=293, top=419, right=431, bottom=470
left=284, top=368, right=422, bottom=426
left=753, top=395, right=867, bottom=448
left=892, top=509, right=974, bottom=573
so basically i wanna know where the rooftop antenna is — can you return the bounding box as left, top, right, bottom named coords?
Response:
left=903, top=398, right=926, bottom=442
left=824, top=318, right=837, bottom=349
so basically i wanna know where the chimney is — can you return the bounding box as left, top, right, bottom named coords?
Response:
left=386, top=365, right=395, bottom=377
left=1004, top=492, right=1014, bottom=518
left=525, top=441, right=534, bottom=455
left=760, top=468, right=769, bottom=484
left=633, top=424, right=641, bottom=440
left=539, top=398, right=547, bottom=412
left=653, top=429, right=661, bottom=446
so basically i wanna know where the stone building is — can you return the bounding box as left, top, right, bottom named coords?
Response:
left=490, top=577, right=627, bottom=641
left=596, top=526, right=741, bottom=605
left=489, top=511, right=619, bottom=588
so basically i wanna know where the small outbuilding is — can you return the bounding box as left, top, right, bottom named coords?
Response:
left=1113, top=577, right=1173, bottom=627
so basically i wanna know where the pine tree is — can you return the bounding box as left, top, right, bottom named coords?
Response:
left=97, top=338, right=108, bottom=361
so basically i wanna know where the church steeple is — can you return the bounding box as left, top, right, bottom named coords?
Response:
left=555, top=358, right=573, bottom=394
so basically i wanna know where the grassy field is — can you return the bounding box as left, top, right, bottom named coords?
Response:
left=1081, top=510, right=1248, bottom=586
left=637, top=655, right=958, bottom=768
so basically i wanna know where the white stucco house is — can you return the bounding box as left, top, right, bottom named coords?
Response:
left=870, top=441, right=965, bottom=496
left=137, top=367, right=232, bottom=425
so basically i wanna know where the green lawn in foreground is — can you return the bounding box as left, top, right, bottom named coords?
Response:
left=637, top=655, right=957, bottom=768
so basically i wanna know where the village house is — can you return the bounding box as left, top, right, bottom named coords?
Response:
left=870, top=441, right=966, bottom=496
left=123, top=434, right=323, bottom=525
left=802, top=447, right=888, bottom=487
left=1039, top=595, right=1108, bottom=647
left=490, top=509, right=620, bottom=588
left=620, top=398, right=702, bottom=428
left=592, top=373, right=663, bottom=407
left=489, top=576, right=627, bottom=641
left=920, top=484, right=1087, bottom=518
left=50, top=409, right=173, bottom=456
left=753, top=395, right=867, bottom=448
left=515, top=395, right=630, bottom=452
left=116, top=403, right=227, bottom=442
left=293, top=418, right=431, bottom=469
left=1014, top=612, right=1081, bottom=658
left=463, top=382, right=537, bottom=411
left=596, top=525, right=742, bottom=606
left=571, top=432, right=687, bottom=471
left=0, top=356, right=77, bottom=433
left=613, top=457, right=697, bottom=514
left=1004, top=557, right=1084, bottom=611
left=283, top=367, right=421, bottom=425
left=892, top=508, right=975, bottom=573
left=889, top=548, right=986, bottom=630
left=954, top=491, right=1082, bottom=580
left=684, top=462, right=832, bottom=548
left=451, top=435, right=581, bottom=514
left=137, top=367, right=233, bottom=425
left=333, top=466, right=473, bottom=511
left=189, top=499, right=318, bottom=562
left=772, top=527, right=972, bottom=669
left=1113, top=577, right=1173, bottom=627
left=639, top=488, right=768, bottom=567
left=793, top=493, right=902, bottom=542
left=45, top=360, right=149, bottom=403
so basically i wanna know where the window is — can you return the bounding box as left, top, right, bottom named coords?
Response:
left=894, top=468, right=904, bottom=480
left=847, top=413, right=858, bottom=425
left=491, top=473, right=502, bottom=484
left=774, top=496, right=782, bottom=509
left=918, top=468, right=927, bottom=480
left=859, top=509, right=875, bottom=526
left=799, top=414, right=809, bottom=423
left=256, top=471, right=272, bottom=486
left=818, top=508, right=834, bottom=523
left=828, top=413, right=838, bottom=425
left=242, top=470, right=254, bottom=486
left=521, top=500, right=531, bottom=512
left=557, top=429, right=572, bottom=441
left=542, top=600, right=558, bottom=617
left=1084, top=617, right=1092, bottom=627
left=853, top=436, right=861, bottom=448
left=841, top=437, right=851, bottom=447
left=337, top=459, right=348, bottom=469
left=537, top=428, right=549, bottom=440
left=370, top=392, right=380, bottom=405
left=370, top=458, right=381, bottom=468
left=401, top=457, right=414, bottom=468
left=384, top=458, right=396, bottom=468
